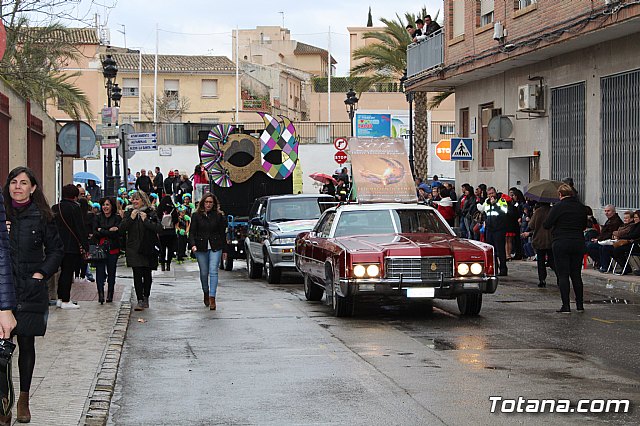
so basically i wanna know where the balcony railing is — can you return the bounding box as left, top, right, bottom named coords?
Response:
left=407, top=29, right=444, bottom=78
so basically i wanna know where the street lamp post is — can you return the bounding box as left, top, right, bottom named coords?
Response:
left=102, top=54, right=118, bottom=196
left=400, top=70, right=415, bottom=178
left=111, top=83, right=122, bottom=192
left=344, top=88, right=358, bottom=137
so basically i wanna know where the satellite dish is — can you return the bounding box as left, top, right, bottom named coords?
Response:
left=488, top=115, right=513, bottom=140
left=58, top=121, right=97, bottom=157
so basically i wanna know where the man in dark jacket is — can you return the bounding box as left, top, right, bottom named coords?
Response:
left=153, top=166, right=164, bottom=196
left=543, top=184, right=588, bottom=313
left=52, top=184, right=88, bottom=309
left=164, top=171, right=176, bottom=197
left=586, top=204, right=622, bottom=271
left=478, top=187, right=509, bottom=276
left=86, top=179, right=102, bottom=201
left=135, top=169, right=153, bottom=194
left=0, top=193, right=17, bottom=337
left=523, top=202, right=554, bottom=287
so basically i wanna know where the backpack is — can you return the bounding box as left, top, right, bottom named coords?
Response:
left=161, top=209, right=174, bottom=229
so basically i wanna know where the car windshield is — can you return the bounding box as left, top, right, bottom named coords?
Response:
left=268, top=198, right=331, bottom=222
left=392, top=209, right=452, bottom=234
left=334, top=210, right=395, bottom=237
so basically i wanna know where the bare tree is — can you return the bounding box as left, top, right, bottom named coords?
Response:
left=141, top=93, right=191, bottom=123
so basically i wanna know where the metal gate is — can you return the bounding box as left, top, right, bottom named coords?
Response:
left=550, top=83, right=586, bottom=199
left=601, top=68, right=640, bottom=209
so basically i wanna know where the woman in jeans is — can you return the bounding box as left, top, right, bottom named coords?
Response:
left=93, top=197, right=122, bottom=304
left=120, top=191, right=160, bottom=311
left=189, top=193, right=227, bottom=310
left=3, top=166, right=64, bottom=423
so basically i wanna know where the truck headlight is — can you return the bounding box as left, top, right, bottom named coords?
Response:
left=366, top=264, right=380, bottom=277
left=470, top=263, right=483, bottom=275
left=457, top=263, right=470, bottom=275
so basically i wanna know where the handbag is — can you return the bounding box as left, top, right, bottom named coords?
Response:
left=88, top=244, right=107, bottom=262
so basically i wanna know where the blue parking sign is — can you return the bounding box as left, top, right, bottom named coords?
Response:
left=450, top=138, right=473, bottom=161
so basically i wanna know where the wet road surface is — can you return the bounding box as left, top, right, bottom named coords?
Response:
left=110, top=260, right=640, bottom=425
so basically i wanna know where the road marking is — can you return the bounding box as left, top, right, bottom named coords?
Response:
left=591, top=317, right=640, bottom=324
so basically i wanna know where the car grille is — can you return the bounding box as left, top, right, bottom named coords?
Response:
left=385, top=257, right=454, bottom=280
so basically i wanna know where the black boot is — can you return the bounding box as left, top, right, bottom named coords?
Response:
left=160, top=263, right=166, bottom=271
left=106, top=287, right=114, bottom=303
left=166, top=262, right=171, bottom=271
left=98, top=288, right=105, bottom=304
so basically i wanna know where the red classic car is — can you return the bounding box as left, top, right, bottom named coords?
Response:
left=295, top=203, right=498, bottom=317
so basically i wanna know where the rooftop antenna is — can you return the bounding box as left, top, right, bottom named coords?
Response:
left=118, top=24, right=126, bottom=48
left=278, top=11, right=284, bottom=28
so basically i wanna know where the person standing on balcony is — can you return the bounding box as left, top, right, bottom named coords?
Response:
left=424, top=15, right=441, bottom=36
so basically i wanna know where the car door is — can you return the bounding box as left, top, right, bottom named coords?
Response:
left=247, top=198, right=267, bottom=263
left=309, top=211, right=336, bottom=278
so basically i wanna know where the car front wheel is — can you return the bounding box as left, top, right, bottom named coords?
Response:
left=457, top=293, right=482, bottom=316
left=264, top=252, right=281, bottom=284
left=303, top=273, right=324, bottom=301
left=326, top=266, right=353, bottom=317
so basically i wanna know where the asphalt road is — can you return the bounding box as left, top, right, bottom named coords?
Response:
left=109, top=260, right=640, bottom=425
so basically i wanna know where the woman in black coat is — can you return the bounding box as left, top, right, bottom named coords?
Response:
left=93, top=197, right=122, bottom=304
left=120, top=191, right=160, bottom=311
left=189, top=193, right=227, bottom=310
left=157, top=196, right=179, bottom=271
left=3, top=166, right=64, bottom=423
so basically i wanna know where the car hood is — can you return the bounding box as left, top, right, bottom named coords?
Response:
left=335, top=233, right=488, bottom=257
left=269, top=219, right=318, bottom=236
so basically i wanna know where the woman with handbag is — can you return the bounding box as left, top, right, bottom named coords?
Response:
left=120, top=191, right=160, bottom=311
left=189, top=193, right=227, bottom=310
left=2, top=166, right=64, bottom=423
left=93, top=197, right=122, bottom=304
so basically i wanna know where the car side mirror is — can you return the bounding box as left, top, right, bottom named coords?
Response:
left=250, top=217, right=263, bottom=226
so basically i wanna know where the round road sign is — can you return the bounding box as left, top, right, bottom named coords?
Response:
left=334, top=151, right=348, bottom=164
left=334, top=137, right=348, bottom=151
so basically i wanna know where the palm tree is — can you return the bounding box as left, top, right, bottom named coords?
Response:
left=0, top=18, right=93, bottom=120
left=350, top=7, right=442, bottom=180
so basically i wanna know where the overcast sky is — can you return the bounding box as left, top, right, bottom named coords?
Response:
left=75, top=0, right=441, bottom=76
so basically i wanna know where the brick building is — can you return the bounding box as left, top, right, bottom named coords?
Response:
left=406, top=0, right=640, bottom=213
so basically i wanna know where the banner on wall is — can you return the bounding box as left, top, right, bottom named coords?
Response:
left=355, top=113, right=392, bottom=137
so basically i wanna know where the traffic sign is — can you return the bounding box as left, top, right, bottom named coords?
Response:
left=101, top=107, right=118, bottom=125
left=101, top=136, right=120, bottom=149
left=127, top=133, right=157, bottom=146
left=334, top=137, right=348, bottom=151
left=435, top=139, right=451, bottom=162
left=96, top=123, right=119, bottom=138
left=128, top=144, right=158, bottom=152
left=334, top=151, right=348, bottom=164
left=451, top=138, right=473, bottom=161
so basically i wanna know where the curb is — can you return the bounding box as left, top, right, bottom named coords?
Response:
left=82, top=288, right=133, bottom=426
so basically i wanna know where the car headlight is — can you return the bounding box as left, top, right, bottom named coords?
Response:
left=352, top=264, right=380, bottom=278
left=274, top=237, right=296, bottom=245
left=366, top=264, right=380, bottom=277
left=457, top=263, right=470, bottom=275
left=470, top=262, right=483, bottom=275
left=353, top=265, right=366, bottom=278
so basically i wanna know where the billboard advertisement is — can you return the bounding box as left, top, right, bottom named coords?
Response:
left=355, top=113, right=392, bottom=137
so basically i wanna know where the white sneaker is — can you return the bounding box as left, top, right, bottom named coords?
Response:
left=59, top=301, right=79, bottom=309
left=56, top=299, right=62, bottom=308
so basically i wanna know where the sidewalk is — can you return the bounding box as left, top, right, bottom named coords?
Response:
left=8, top=273, right=132, bottom=426
left=508, top=259, right=640, bottom=294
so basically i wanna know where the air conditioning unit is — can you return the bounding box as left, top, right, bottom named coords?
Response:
left=518, top=84, right=541, bottom=111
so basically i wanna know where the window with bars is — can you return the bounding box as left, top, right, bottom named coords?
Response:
left=550, top=83, right=586, bottom=201
left=123, top=78, right=139, bottom=97
left=164, top=79, right=179, bottom=110
left=601, top=69, right=640, bottom=209
left=440, top=124, right=455, bottom=135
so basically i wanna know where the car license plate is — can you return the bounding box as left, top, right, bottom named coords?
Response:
left=406, top=287, right=435, bottom=298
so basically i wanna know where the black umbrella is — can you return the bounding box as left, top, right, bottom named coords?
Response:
left=524, top=179, right=563, bottom=203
